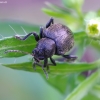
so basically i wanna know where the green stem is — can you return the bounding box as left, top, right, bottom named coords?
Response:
left=64, top=70, right=100, bottom=100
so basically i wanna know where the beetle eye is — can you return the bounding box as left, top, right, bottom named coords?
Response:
left=32, top=48, right=38, bottom=54
left=32, top=50, right=35, bottom=54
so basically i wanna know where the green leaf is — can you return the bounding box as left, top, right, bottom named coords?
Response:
left=0, top=65, right=63, bottom=100
left=84, top=11, right=98, bottom=20
left=87, top=37, right=100, bottom=53
left=97, top=9, right=100, bottom=16
left=74, top=31, right=86, bottom=41
left=62, top=0, right=84, bottom=14
left=42, top=1, right=84, bottom=31
left=42, top=8, right=79, bottom=31
left=42, top=8, right=77, bottom=21
left=94, top=85, right=100, bottom=90
left=44, top=2, right=72, bottom=14
left=44, top=74, right=69, bottom=94
left=42, top=8, right=67, bottom=18
left=74, top=31, right=100, bottom=53
left=2, top=59, right=100, bottom=75
left=90, top=85, right=100, bottom=99
left=63, top=0, right=84, bottom=8
left=42, top=2, right=79, bottom=24
left=64, top=70, right=100, bottom=100
left=45, top=73, right=85, bottom=94
left=82, top=92, right=100, bottom=100
left=74, top=31, right=87, bottom=59
left=0, top=36, right=36, bottom=57
left=2, top=59, right=100, bottom=94
left=0, top=21, right=39, bottom=57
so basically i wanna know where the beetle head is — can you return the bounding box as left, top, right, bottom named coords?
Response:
left=32, top=48, right=45, bottom=61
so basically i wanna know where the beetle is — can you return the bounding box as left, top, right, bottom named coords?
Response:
left=6, top=18, right=77, bottom=78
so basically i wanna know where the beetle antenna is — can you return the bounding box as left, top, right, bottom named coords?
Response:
left=5, top=50, right=40, bottom=62
left=5, top=50, right=31, bottom=55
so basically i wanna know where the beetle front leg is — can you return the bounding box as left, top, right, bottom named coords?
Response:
left=46, top=18, right=54, bottom=28
left=32, top=57, right=41, bottom=70
left=33, top=62, right=43, bottom=70
left=15, top=32, right=39, bottom=41
left=62, top=55, right=77, bottom=62
left=42, top=58, right=49, bottom=79
left=33, top=61, right=36, bottom=71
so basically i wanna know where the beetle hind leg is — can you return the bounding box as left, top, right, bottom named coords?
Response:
left=62, top=55, right=77, bottom=62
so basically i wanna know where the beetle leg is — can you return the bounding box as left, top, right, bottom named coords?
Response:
left=39, top=27, right=43, bottom=38
left=46, top=18, right=54, bottom=28
left=33, top=62, right=42, bottom=68
left=15, top=32, right=39, bottom=41
left=62, top=55, right=77, bottom=62
left=42, top=58, right=49, bottom=79
left=33, top=61, right=36, bottom=71
left=44, top=58, right=48, bottom=67
left=32, top=57, right=48, bottom=78
left=32, top=57, right=36, bottom=70
left=47, top=65, right=50, bottom=73
left=46, top=57, right=56, bottom=73
left=34, top=58, right=49, bottom=78
left=50, top=57, right=56, bottom=66
left=32, top=57, right=41, bottom=70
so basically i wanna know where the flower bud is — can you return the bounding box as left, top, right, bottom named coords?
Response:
left=86, top=18, right=100, bottom=39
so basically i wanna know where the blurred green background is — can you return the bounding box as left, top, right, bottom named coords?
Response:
left=0, top=0, right=100, bottom=100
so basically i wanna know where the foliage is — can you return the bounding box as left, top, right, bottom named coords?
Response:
left=0, top=0, right=100, bottom=100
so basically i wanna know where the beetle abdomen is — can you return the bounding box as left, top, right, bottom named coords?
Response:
left=43, top=23, right=74, bottom=55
